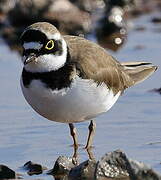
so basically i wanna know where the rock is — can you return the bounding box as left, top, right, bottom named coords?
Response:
left=7, top=0, right=91, bottom=35
left=69, top=159, right=97, bottom=180
left=8, top=0, right=54, bottom=26
left=95, top=150, right=161, bottom=180
left=134, top=26, right=146, bottom=31
left=48, top=156, right=75, bottom=176
left=23, top=161, right=44, bottom=175
left=0, top=165, right=16, bottom=179
left=1, top=0, right=91, bottom=51
left=149, top=88, right=161, bottom=95
left=44, top=150, right=161, bottom=179
left=44, top=0, right=91, bottom=35
left=96, top=6, right=127, bottom=51
left=134, top=45, right=145, bottom=50
left=130, top=0, right=161, bottom=17
left=95, top=150, right=132, bottom=180
left=130, top=160, right=161, bottom=180
left=97, top=6, right=126, bottom=34
left=69, top=0, right=99, bottom=13
left=0, top=149, right=161, bottom=179
left=151, top=17, right=161, bottom=24
left=0, top=0, right=15, bottom=26
left=97, top=28, right=127, bottom=51
left=104, top=0, right=135, bottom=9
left=0, top=0, right=15, bottom=15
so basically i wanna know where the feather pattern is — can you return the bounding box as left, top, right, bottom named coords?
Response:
left=64, top=36, right=157, bottom=94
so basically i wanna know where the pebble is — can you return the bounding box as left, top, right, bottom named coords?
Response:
left=0, top=165, right=16, bottom=179
left=23, top=161, right=44, bottom=175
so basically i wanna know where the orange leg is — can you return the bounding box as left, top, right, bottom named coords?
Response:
left=85, top=120, right=96, bottom=149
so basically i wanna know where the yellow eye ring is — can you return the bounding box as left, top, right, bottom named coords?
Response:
left=45, top=40, right=54, bottom=50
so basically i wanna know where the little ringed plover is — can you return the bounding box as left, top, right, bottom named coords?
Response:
left=20, top=22, right=157, bottom=154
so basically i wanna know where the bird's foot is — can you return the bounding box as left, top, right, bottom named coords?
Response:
left=72, top=156, right=79, bottom=165
left=71, top=143, right=79, bottom=165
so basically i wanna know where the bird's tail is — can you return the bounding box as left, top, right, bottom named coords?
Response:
left=121, top=61, right=158, bottom=86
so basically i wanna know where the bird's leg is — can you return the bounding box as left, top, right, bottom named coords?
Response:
left=72, top=144, right=79, bottom=165
left=69, top=123, right=79, bottom=148
left=86, top=147, right=95, bottom=161
left=85, top=120, right=96, bottom=149
left=69, top=123, right=79, bottom=164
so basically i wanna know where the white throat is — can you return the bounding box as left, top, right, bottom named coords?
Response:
left=24, top=38, right=67, bottom=73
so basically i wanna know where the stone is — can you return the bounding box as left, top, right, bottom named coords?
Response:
left=151, top=17, right=161, bottom=24
left=130, top=160, right=161, bottom=180
left=48, top=156, right=75, bottom=176
left=44, top=0, right=91, bottom=35
left=0, top=0, right=15, bottom=14
left=0, top=165, right=16, bottom=179
left=95, top=150, right=161, bottom=180
left=7, top=0, right=91, bottom=35
left=95, top=150, right=132, bottom=180
left=69, top=0, right=99, bottom=13
left=47, top=150, right=161, bottom=179
left=96, top=5, right=127, bottom=51
left=104, top=0, right=134, bottom=9
left=23, top=161, right=44, bottom=175
left=69, top=159, right=97, bottom=180
left=149, top=88, right=161, bottom=95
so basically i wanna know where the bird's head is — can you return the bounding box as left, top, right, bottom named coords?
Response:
left=20, top=22, right=67, bottom=72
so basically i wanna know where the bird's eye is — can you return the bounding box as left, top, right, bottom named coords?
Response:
left=45, top=40, right=54, bottom=50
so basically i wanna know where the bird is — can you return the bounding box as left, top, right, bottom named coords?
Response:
left=20, top=22, right=157, bottom=157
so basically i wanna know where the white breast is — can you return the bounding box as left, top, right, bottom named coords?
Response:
left=21, top=76, right=120, bottom=123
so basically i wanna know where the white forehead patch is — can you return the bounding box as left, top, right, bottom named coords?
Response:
left=23, top=42, right=43, bottom=50
left=45, top=32, right=61, bottom=40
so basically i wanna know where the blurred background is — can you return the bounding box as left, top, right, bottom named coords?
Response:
left=0, top=0, right=161, bottom=179
left=1, top=0, right=161, bottom=52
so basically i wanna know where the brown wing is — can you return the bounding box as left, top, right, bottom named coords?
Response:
left=63, top=35, right=133, bottom=94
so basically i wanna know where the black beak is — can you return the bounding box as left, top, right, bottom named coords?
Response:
left=24, top=53, right=36, bottom=65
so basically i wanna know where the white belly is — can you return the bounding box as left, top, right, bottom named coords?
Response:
left=21, top=76, right=120, bottom=123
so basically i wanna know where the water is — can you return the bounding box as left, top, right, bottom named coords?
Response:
left=0, top=12, right=161, bottom=179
